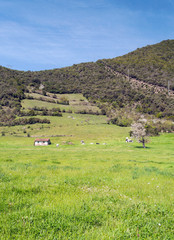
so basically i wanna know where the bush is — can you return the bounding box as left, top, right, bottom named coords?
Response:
left=8, top=117, right=51, bottom=126
left=58, top=97, right=69, bottom=105
left=145, top=121, right=174, bottom=135
left=145, top=124, right=159, bottom=136
left=110, top=116, right=132, bottom=127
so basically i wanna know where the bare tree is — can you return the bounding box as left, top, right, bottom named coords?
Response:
left=131, top=119, right=148, bottom=148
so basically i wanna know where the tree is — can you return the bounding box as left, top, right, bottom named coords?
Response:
left=42, top=90, right=47, bottom=96
left=131, top=118, right=148, bottom=148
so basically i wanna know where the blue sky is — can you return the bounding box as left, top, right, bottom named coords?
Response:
left=0, top=0, right=173, bottom=71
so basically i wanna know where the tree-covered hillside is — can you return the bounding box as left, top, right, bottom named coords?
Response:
left=0, top=40, right=174, bottom=121
left=0, top=66, right=26, bottom=108
left=103, top=40, right=174, bottom=89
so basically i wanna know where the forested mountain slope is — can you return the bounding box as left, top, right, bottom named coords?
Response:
left=0, top=40, right=174, bottom=119
left=103, top=39, right=174, bottom=89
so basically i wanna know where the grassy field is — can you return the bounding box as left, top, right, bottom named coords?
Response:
left=0, top=94, right=174, bottom=239
left=23, top=93, right=101, bottom=113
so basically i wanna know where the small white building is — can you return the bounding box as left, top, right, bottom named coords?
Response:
left=34, top=138, right=51, bottom=146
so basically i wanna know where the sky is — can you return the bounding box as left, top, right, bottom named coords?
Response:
left=0, top=0, right=174, bottom=71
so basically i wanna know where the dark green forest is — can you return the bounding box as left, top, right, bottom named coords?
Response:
left=0, top=40, right=174, bottom=124
left=103, top=40, right=174, bottom=89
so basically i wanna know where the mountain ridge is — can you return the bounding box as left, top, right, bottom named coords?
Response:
left=101, top=61, right=174, bottom=96
left=0, top=39, right=174, bottom=122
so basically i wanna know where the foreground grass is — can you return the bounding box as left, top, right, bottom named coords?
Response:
left=0, top=131, right=174, bottom=239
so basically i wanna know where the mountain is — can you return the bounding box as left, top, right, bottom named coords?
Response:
left=0, top=40, right=174, bottom=122
left=103, top=39, right=174, bottom=89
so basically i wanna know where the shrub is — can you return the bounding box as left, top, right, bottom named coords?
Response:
left=110, top=116, right=132, bottom=127
left=145, top=124, right=159, bottom=136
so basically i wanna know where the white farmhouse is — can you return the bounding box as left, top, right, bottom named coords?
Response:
left=34, top=138, right=51, bottom=146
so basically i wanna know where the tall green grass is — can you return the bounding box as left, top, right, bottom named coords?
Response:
left=0, top=129, right=173, bottom=239
left=0, top=94, right=173, bottom=239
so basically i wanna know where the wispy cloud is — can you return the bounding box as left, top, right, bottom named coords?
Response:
left=0, top=0, right=173, bottom=70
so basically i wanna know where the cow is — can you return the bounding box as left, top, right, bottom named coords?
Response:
left=126, top=137, right=133, bottom=143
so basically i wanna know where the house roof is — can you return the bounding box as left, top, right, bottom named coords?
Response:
left=35, top=138, right=50, bottom=142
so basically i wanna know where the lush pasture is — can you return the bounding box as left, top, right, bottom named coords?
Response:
left=0, top=117, right=173, bottom=239
left=22, top=93, right=101, bottom=113
left=0, top=113, right=109, bottom=139
left=0, top=93, right=174, bottom=239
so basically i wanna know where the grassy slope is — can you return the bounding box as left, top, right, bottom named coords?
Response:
left=0, top=105, right=174, bottom=239
left=22, top=93, right=101, bottom=113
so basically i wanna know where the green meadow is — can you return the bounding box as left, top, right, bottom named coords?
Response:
left=23, top=93, right=100, bottom=113
left=0, top=95, right=174, bottom=239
